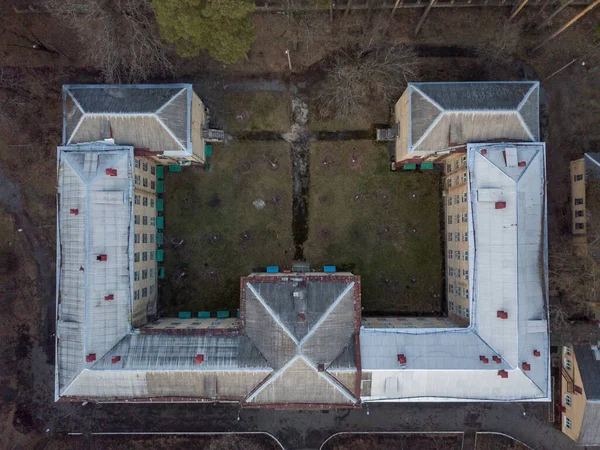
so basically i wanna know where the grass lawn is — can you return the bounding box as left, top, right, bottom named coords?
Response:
left=160, top=141, right=294, bottom=316
left=304, top=141, right=443, bottom=314
left=221, top=91, right=292, bottom=134
left=308, top=97, right=390, bottom=132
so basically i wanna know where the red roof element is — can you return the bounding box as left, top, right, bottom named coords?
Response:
left=194, top=354, right=205, bottom=364
left=111, top=356, right=121, bottom=364
left=495, top=201, right=507, bottom=209
left=297, top=312, right=306, bottom=323
left=70, top=208, right=79, bottom=215
left=518, top=161, right=527, bottom=167
left=105, top=168, right=117, bottom=176
left=492, top=355, right=502, bottom=364
left=533, top=350, right=541, bottom=357
left=497, top=310, right=508, bottom=319
left=86, top=353, right=96, bottom=362
left=79, top=266, right=85, bottom=272
left=479, top=355, right=489, bottom=364
left=522, top=362, right=531, bottom=371
left=498, top=370, right=508, bottom=378
left=397, top=354, right=407, bottom=364
left=481, top=149, right=487, bottom=155
left=97, top=254, right=108, bottom=262
left=104, top=294, right=114, bottom=301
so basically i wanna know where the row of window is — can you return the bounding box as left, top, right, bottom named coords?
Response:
left=447, top=172, right=468, bottom=188
left=448, top=192, right=468, bottom=206
left=449, top=301, right=469, bottom=318
left=449, top=285, right=469, bottom=298
left=447, top=213, right=468, bottom=225
left=134, top=268, right=156, bottom=281
left=134, top=215, right=156, bottom=226
left=133, top=284, right=156, bottom=300
left=134, top=251, right=156, bottom=262
left=135, top=175, right=156, bottom=190
left=448, top=267, right=469, bottom=280
left=135, top=158, right=156, bottom=175
left=448, top=231, right=469, bottom=242
left=448, top=250, right=469, bottom=260
left=134, top=194, right=156, bottom=208
left=134, top=233, right=156, bottom=244
left=446, top=156, right=467, bottom=173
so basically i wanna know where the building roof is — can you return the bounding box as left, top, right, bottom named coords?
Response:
left=406, top=82, right=539, bottom=154
left=62, top=85, right=193, bottom=158
left=242, top=274, right=361, bottom=406
left=574, top=344, right=600, bottom=400
left=583, top=154, right=600, bottom=253
left=361, top=142, right=550, bottom=402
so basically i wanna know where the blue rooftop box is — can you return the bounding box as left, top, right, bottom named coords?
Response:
left=324, top=265, right=336, bottom=273
left=266, top=266, right=279, bottom=273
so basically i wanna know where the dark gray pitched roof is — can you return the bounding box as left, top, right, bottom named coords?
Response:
left=574, top=344, right=600, bottom=400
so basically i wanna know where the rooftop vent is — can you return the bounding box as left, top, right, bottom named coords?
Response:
left=518, top=161, right=527, bottom=167
left=498, top=370, right=509, bottom=379
left=79, top=266, right=85, bottom=272
left=397, top=354, right=407, bottom=364
left=497, top=310, right=508, bottom=319
left=504, top=147, right=518, bottom=168
left=70, top=208, right=79, bottom=215
left=522, top=362, right=531, bottom=371
left=297, top=312, right=306, bottom=323
left=492, top=355, right=502, bottom=364
left=481, top=149, right=487, bottom=155
left=479, top=355, right=489, bottom=364
left=194, top=354, right=205, bottom=365
left=495, top=202, right=507, bottom=210
left=533, top=350, right=541, bottom=357
left=318, top=363, right=325, bottom=372
left=97, top=254, right=108, bottom=262
left=105, top=168, right=118, bottom=176
left=86, top=353, right=96, bottom=362
left=104, top=294, right=114, bottom=301
left=111, top=356, right=121, bottom=364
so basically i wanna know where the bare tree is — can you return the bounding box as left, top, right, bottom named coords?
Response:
left=317, top=45, right=418, bottom=119
left=44, top=0, right=172, bottom=83
left=475, top=22, right=521, bottom=64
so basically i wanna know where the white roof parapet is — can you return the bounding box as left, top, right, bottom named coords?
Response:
left=360, top=142, right=549, bottom=402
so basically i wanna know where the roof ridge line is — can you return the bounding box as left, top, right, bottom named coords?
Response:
left=299, top=282, right=355, bottom=346
left=302, top=356, right=357, bottom=403
left=154, top=114, right=188, bottom=153
left=155, top=87, right=187, bottom=114
left=410, top=84, right=446, bottom=112
left=246, top=283, right=299, bottom=345
left=516, top=83, right=538, bottom=112
left=245, top=354, right=301, bottom=403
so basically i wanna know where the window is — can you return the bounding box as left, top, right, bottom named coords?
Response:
left=143, top=162, right=148, bottom=172
left=142, top=252, right=148, bottom=262
left=142, top=287, right=147, bottom=298
left=564, top=346, right=571, bottom=356
left=150, top=216, right=156, bottom=226
left=135, top=158, right=140, bottom=168
left=462, top=192, right=467, bottom=202
left=447, top=179, right=452, bottom=188
left=134, top=290, right=140, bottom=300
left=446, top=164, right=452, bottom=173
left=455, top=232, right=460, bottom=241
left=150, top=234, right=154, bottom=243
left=564, top=358, right=572, bottom=371
left=564, top=394, right=572, bottom=408
left=142, top=233, right=147, bottom=244
left=151, top=180, right=156, bottom=190
left=454, top=195, right=459, bottom=204
left=135, top=175, right=140, bottom=185
left=456, top=250, right=461, bottom=260
left=462, top=172, right=467, bottom=183
left=462, top=213, right=468, bottom=223
left=575, top=223, right=584, bottom=230
left=574, top=174, right=583, bottom=181
left=457, top=286, right=462, bottom=296
left=464, top=289, right=469, bottom=299
left=143, top=216, right=148, bottom=226
left=150, top=268, right=155, bottom=278
left=134, top=271, right=140, bottom=281
left=150, top=284, right=155, bottom=295
left=455, top=215, right=460, bottom=224
left=448, top=197, right=453, bottom=206
left=150, top=251, right=155, bottom=261
left=135, top=194, right=140, bottom=205
left=463, top=232, right=468, bottom=241
left=449, top=267, right=455, bottom=277
left=151, top=165, right=156, bottom=175
left=150, top=198, right=155, bottom=208
left=464, top=251, right=468, bottom=261
left=143, top=177, right=148, bottom=187
left=448, top=250, right=453, bottom=259
left=455, top=176, right=459, bottom=185
left=457, top=304, right=462, bottom=314
left=448, top=215, right=453, bottom=224
left=564, top=416, right=572, bottom=430
left=575, top=198, right=584, bottom=205
left=143, top=197, right=148, bottom=207
left=461, top=155, right=467, bottom=167
left=142, top=269, right=147, bottom=280
left=134, top=215, right=140, bottom=225
left=449, top=284, right=454, bottom=294
left=449, top=301, right=454, bottom=311
left=134, top=252, right=139, bottom=262
left=463, top=269, right=469, bottom=280
left=575, top=210, right=584, bottom=217
left=448, top=232, right=453, bottom=242
left=454, top=160, right=459, bottom=169
left=134, top=234, right=140, bottom=244
left=464, top=308, right=469, bottom=318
